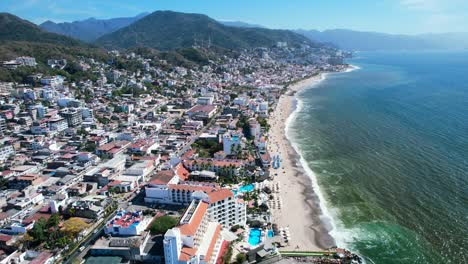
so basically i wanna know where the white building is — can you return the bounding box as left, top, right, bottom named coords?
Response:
left=196, top=96, right=214, bottom=105
left=164, top=200, right=224, bottom=264
left=146, top=181, right=246, bottom=228
left=122, top=160, right=155, bottom=184
left=41, top=76, right=64, bottom=87
left=1, top=221, right=34, bottom=235
left=222, top=131, right=243, bottom=155
left=47, top=117, right=68, bottom=132
left=16, top=56, right=37, bottom=67
left=80, top=107, right=94, bottom=119
left=249, top=120, right=261, bottom=140
left=193, top=189, right=246, bottom=228
left=233, top=97, right=247, bottom=106
left=104, top=210, right=151, bottom=236
left=0, top=144, right=15, bottom=163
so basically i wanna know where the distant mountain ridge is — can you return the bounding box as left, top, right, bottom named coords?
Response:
left=295, top=29, right=468, bottom=51
left=0, top=12, right=85, bottom=47
left=0, top=12, right=108, bottom=63
left=40, top=13, right=149, bottom=42
left=95, top=11, right=316, bottom=50
left=219, top=21, right=265, bottom=28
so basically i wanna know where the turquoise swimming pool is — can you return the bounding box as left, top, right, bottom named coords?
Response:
left=239, top=184, right=254, bottom=192
left=267, top=230, right=274, bottom=237
left=248, top=228, right=262, bottom=246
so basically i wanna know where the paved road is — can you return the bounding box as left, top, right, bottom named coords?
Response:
left=62, top=189, right=143, bottom=263
left=60, top=111, right=222, bottom=263
left=62, top=210, right=116, bottom=264
left=176, top=111, right=219, bottom=157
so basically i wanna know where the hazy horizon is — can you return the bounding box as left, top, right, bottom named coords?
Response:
left=2, top=0, right=468, bottom=35
left=36, top=13, right=468, bottom=37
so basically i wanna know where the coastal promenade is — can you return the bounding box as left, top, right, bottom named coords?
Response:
left=267, top=74, right=336, bottom=251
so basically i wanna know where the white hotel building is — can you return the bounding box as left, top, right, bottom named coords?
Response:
left=146, top=180, right=246, bottom=228
left=164, top=200, right=224, bottom=264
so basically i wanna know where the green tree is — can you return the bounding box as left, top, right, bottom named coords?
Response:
left=30, top=218, right=47, bottom=243
left=150, top=216, right=178, bottom=235
left=236, top=253, right=247, bottom=264
left=47, top=213, right=60, bottom=228
left=0, top=178, right=8, bottom=190
left=221, top=244, right=233, bottom=264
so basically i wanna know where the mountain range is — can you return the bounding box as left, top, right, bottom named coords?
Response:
left=94, top=11, right=315, bottom=50
left=3, top=9, right=468, bottom=61
left=0, top=12, right=107, bottom=62
left=0, top=12, right=84, bottom=47
left=219, top=21, right=265, bottom=28
left=40, top=13, right=149, bottom=42
left=295, top=29, right=468, bottom=51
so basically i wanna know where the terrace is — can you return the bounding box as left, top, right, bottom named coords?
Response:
left=108, top=210, right=143, bottom=229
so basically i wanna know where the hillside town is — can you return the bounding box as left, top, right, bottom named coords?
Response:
left=0, top=43, right=355, bottom=264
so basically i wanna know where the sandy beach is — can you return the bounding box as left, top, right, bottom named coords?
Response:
left=267, top=73, right=335, bottom=251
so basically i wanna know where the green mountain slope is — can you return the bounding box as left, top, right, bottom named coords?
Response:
left=39, top=13, right=149, bottom=42
left=0, top=12, right=85, bottom=46
left=0, top=13, right=108, bottom=62
left=0, top=13, right=110, bottom=83
left=95, top=11, right=315, bottom=50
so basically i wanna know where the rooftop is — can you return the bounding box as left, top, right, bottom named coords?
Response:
left=188, top=104, right=216, bottom=113
left=178, top=200, right=208, bottom=236
left=107, top=210, right=143, bottom=229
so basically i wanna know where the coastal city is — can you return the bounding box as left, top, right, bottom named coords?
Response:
left=0, top=36, right=360, bottom=264
left=0, top=0, right=466, bottom=262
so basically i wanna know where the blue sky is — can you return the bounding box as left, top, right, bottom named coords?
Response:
left=1, top=0, right=467, bottom=34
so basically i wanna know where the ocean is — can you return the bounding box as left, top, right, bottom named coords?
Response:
left=288, top=51, right=468, bottom=264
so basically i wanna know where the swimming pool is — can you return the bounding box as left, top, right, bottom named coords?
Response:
left=248, top=228, right=262, bottom=246
left=239, top=184, right=254, bottom=192
left=267, top=230, right=274, bottom=237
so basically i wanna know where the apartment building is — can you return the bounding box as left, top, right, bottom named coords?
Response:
left=164, top=200, right=224, bottom=264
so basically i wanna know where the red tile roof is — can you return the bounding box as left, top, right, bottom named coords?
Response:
left=61, top=153, right=76, bottom=159
left=216, top=241, right=230, bottom=264
left=175, top=163, right=190, bottom=181
left=178, top=201, right=208, bottom=236
left=184, top=159, right=244, bottom=168
left=168, top=184, right=216, bottom=193
left=179, top=247, right=197, bottom=262
left=108, top=180, right=122, bottom=186
left=0, top=234, right=12, bottom=242
left=182, top=149, right=195, bottom=159
left=30, top=252, right=53, bottom=264
left=149, top=170, right=175, bottom=185
left=204, top=224, right=222, bottom=262
left=39, top=204, right=50, bottom=213
left=97, top=140, right=130, bottom=151
left=22, top=213, right=51, bottom=225
left=188, top=105, right=216, bottom=114
left=207, top=189, right=233, bottom=204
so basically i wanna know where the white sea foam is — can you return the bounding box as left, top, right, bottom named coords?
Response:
left=285, top=69, right=361, bottom=250
left=345, top=64, right=361, bottom=73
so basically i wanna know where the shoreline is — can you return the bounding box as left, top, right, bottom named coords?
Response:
left=267, top=67, right=357, bottom=251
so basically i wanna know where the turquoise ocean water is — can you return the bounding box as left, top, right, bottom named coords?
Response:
left=289, top=51, right=468, bottom=264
